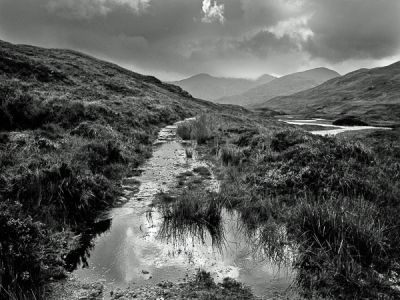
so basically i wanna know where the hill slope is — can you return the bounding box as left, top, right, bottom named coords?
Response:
left=171, top=73, right=275, bottom=101
left=0, top=39, right=221, bottom=297
left=253, top=62, right=400, bottom=123
left=218, top=68, right=340, bottom=106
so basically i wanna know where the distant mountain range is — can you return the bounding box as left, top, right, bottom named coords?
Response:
left=218, top=68, right=340, bottom=106
left=253, top=61, right=400, bottom=124
left=171, top=73, right=275, bottom=101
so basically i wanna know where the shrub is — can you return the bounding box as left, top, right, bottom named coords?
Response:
left=0, top=201, right=46, bottom=299
left=75, top=141, right=125, bottom=174
left=0, top=87, right=47, bottom=130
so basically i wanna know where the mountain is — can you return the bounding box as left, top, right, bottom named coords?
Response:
left=253, top=62, right=400, bottom=124
left=218, top=68, right=340, bottom=106
left=171, top=73, right=275, bottom=101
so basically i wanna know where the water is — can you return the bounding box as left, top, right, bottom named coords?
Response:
left=70, top=120, right=295, bottom=298
left=279, top=118, right=392, bottom=135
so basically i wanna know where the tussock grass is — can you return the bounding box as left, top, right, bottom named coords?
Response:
left=157, top=189, right=224, bottom=248
left=219, top=144, right=243, bottom=166
left=176, top=114, right=217, bottom=144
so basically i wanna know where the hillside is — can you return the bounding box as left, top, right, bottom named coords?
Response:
left=0, top=39, right=219, bottom=298
left=171, top=73, right=275, bottom=101
left=253, top=62, right=400, bottom=124
left=218, top=68, right=340, bottom=106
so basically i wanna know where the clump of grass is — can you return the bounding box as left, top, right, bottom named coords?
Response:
left=219, top=144, right=243, bottom=166
left=176, top=121, right=192, bottom=140
left=158, top=189, right=224, bottom=247
left=176, top=114, right=217, bottom=144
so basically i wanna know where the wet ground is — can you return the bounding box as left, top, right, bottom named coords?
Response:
left=69, top=119, right=295, bottom=299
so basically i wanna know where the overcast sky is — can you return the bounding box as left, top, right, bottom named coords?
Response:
left=1, top=0, right=399, bottom=80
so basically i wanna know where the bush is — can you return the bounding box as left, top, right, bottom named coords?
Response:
left=75, top=141, right=126, bottom=175
left=0, top=201, right=46, bottom=299
left=0, top=87, right=47, bottom=130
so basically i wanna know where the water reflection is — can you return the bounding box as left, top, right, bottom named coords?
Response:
left=65, top=218, right=112, bottom=271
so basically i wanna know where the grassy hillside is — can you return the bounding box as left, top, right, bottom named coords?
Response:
left=171, top=73, right=275, bottom=101
left=0, top=39, right=224, bottom=299
left=218, top=67, right=339, bottom=106
left=254, top=61, right=400, bottom=124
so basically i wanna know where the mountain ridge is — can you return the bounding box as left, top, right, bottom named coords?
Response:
left=217, top=67, right=340, bottom=106
left=171, top=73, right=276, bottom=101
left=253, top=61, right=400, bottom=124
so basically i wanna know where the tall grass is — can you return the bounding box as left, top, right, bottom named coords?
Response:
left=157, top=189, right=224, bottom=248
left=176, top=114, right=216, bottom=144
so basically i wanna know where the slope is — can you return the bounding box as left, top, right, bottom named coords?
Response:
left=254, top=62, right=400, bottom=124
left=218, top=67, right=340, bottom=106
left=171, top=73, right=275, bottom=101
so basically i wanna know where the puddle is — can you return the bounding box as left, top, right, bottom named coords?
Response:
left=70, top=119, right=295, bottom=298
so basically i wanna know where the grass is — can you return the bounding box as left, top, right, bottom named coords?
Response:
left=173, top=112, right=400, bottom=299
left=176, top=114, right=217, bottom=144
left=157, top=189, right=224, bottom=248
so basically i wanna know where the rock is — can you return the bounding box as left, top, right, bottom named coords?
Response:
left=141, top=270, right=150, bottom=274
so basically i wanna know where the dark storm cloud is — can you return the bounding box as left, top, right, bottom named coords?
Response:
left=303, top=0, right=400, bottom=62
left=0, top=0, right=399, bottom=79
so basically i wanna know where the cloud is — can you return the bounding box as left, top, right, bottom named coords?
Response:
left=266, top=15, right=314, bottom=50
left=46, top=0, right=110, bottom=19
left=46, top=0, right=151, bottom=19
left=114, top=0, right=151, bottom=14
left=202, top=0, right=224, bottom=24
left=1, top=0, right=400, bottom=80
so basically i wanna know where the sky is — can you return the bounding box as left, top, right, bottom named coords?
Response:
left=0, top=0, right=399, bottom=80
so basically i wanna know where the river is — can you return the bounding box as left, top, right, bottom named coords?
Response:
left=279, top=118, right=392, bottom=135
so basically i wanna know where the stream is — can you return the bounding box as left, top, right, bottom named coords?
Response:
left=69, top=119, right=295, bottom=299
left=279, top=118, right=392, bottom=135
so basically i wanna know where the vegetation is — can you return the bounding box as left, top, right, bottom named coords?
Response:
left=176, top=114, right=216, bottom=144
left=0, top=39, right=213, bottom=299
left=170, top=112, right=400, bottom=299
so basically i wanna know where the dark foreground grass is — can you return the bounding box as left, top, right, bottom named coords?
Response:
left=172, top=112, right=400, bottom=299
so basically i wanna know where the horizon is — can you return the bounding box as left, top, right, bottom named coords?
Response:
left=1, top=0, right=400, bottom=81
